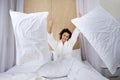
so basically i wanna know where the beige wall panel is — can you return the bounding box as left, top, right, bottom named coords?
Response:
left=100, top=0, right=120, bottom=22
left=24, top=0, right=80, bottom=49
left=24, top=0, right=52, bottom=18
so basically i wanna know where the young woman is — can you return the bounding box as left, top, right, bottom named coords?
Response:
left=47, top=19, right=80, bottom=61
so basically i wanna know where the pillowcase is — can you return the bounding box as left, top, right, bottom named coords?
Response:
left=72, top=49, right=82, bottom=62
left=71, top=5, right=120, bottom=74
left=9, top=10, right=51, bottom=65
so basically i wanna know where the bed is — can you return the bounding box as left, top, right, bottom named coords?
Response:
left=0, top=49, right=108, bottom=80
left=2, top=5, right=119, bottom=80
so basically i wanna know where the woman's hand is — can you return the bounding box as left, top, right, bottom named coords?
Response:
left=48, top=19, right=53, bottom=33
left=78, top=12, right=82, bottom=17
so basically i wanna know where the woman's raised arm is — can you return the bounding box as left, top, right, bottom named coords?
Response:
left=48, top=19, right=53, bottom=33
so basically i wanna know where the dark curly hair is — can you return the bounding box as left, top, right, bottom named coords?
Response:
left=59, top=28, right=72, bottom=40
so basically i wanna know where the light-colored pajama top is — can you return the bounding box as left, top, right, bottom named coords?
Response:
left=47, top=28, right=80, bottom=61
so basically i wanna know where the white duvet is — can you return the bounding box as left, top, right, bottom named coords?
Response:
left=0, top=72, right=37, bottom=80
left=0, top=61, right=108, bottom=80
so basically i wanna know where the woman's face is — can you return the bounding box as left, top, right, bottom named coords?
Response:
left=61, top=32, right=70, bottom=44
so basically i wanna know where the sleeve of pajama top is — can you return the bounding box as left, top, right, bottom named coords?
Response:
left=47, top=33, right=57, bottom=50
left=68, top=28, right=80, bottom=49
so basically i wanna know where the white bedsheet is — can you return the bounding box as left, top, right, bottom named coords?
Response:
left=68, top=61, right=108, bottom=80
left=0, top=72, right=48, bottom=80
left=43, top=61, right=108, bottom=80
left=0, top=61, right=108, bottom=80
left=0, top=72, right=37, bottom=80
left=0, top=49, right=109, bottom=80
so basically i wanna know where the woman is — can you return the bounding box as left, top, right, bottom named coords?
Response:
left=47, top=19, right=80, bottom=61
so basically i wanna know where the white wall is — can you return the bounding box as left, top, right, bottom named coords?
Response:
left=100, top=0, right=120, bottom=23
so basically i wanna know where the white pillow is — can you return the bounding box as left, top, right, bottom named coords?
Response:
left=72, top=49, right=82, bottom=62
left=71, top=5, right=120, bottom=74
left=9, top=10, right=51, bottom=65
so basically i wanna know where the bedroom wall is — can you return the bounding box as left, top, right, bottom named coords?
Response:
left=24, top=0, right=80, bottom=49
left=100, top=0, right=120, bottom=23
